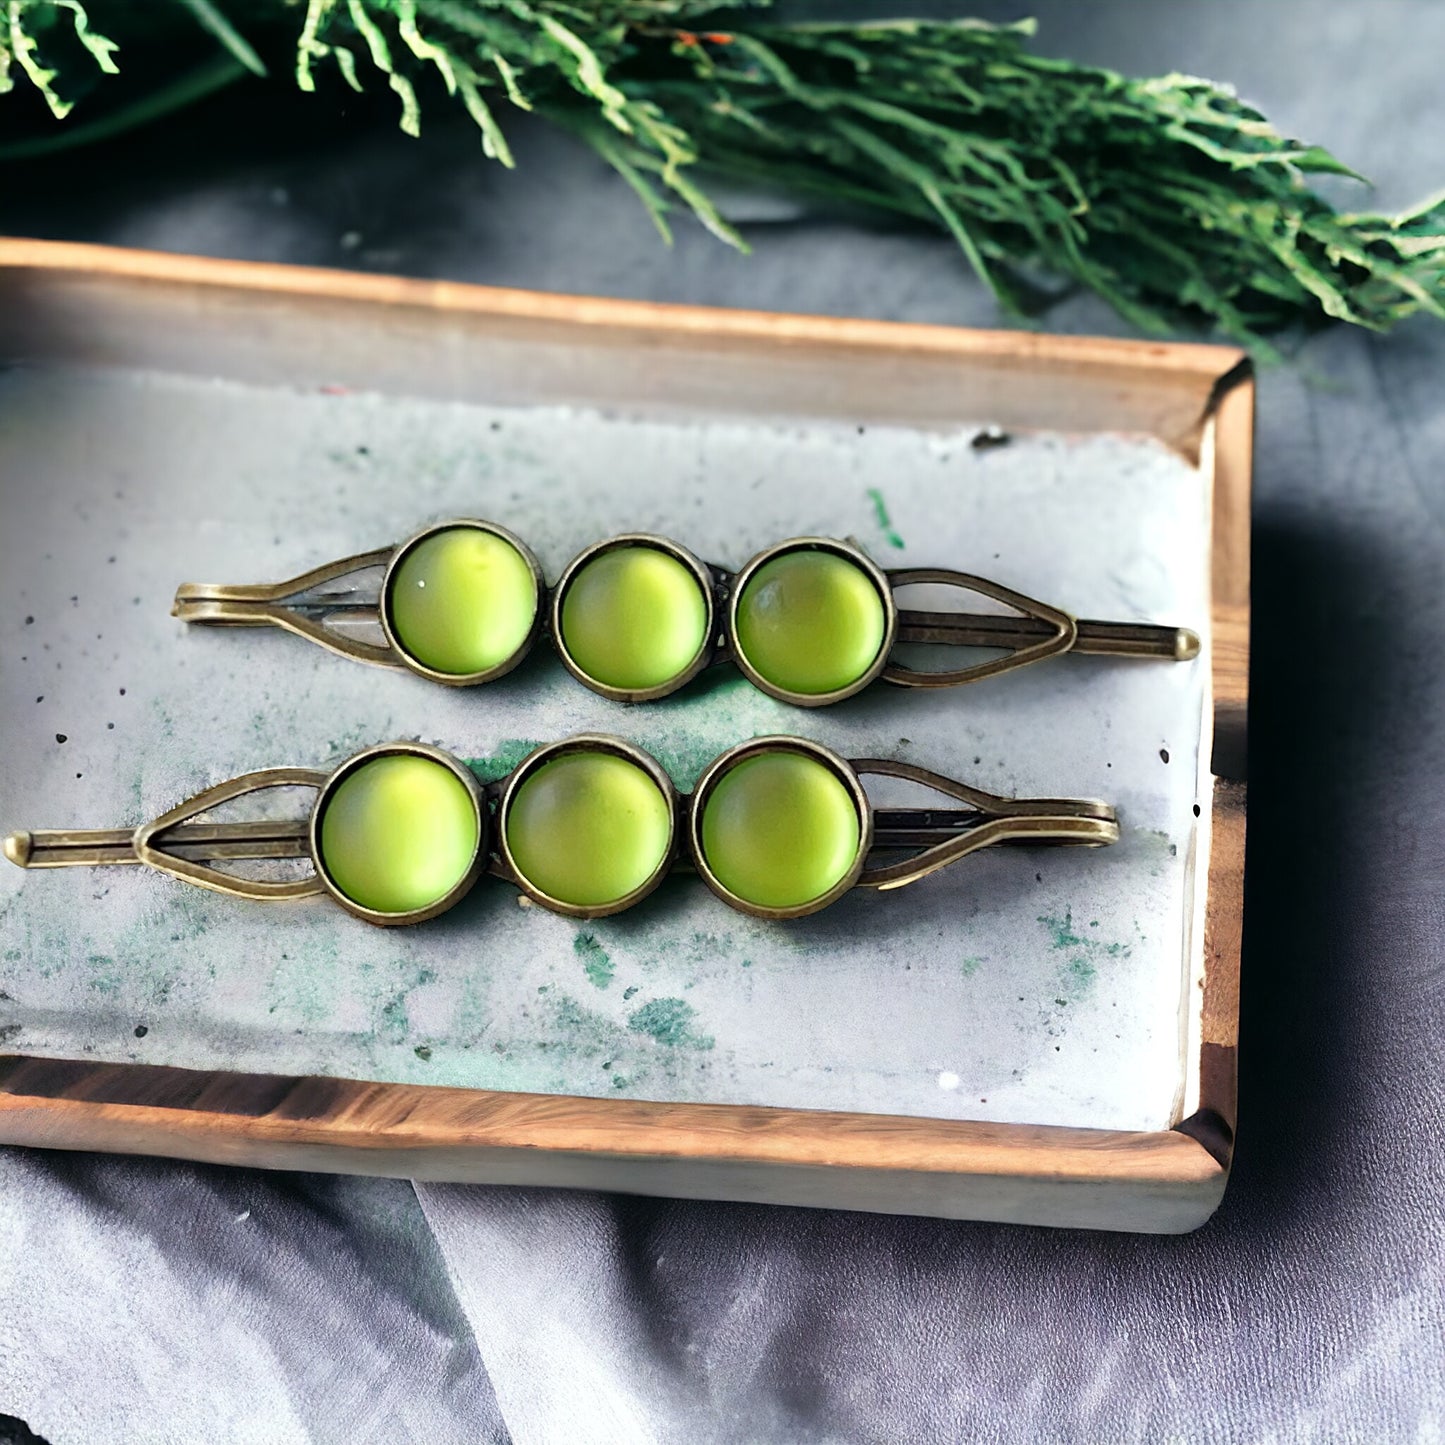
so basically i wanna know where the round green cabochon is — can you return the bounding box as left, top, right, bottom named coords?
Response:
left=700, top=750, right=862, bottom=910
left=559, top=545, right=709, bottom=692
left=734, top=549, right=887, bottom=697
left=387, top=526, right=537, bottom=676
left=318, top=754, right=480, bottom=916
left=505, top=750, right=673, bottom=908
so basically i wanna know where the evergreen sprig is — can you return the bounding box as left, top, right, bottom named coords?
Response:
left=4, top=0, right=1443, bottom=353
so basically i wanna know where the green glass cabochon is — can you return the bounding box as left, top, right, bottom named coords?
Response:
left=558, top=544, right=710, bottom=693
left=734, top=548, right=888, bottom=697
left=317, top=753, right=481, bottom=916
left=504, top=748, right=674, bottom=908
left=699, top=748, right=863, bottom=910
left=386, top=525, right=538, bottom=676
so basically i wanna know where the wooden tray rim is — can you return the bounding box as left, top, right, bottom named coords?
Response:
left=0, top=238, right=1250, bottom=1221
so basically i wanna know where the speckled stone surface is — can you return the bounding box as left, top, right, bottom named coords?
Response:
left=0, top=365, right=1208, bottom=1131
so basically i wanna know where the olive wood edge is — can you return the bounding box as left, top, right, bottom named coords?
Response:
left=0, top=238, right=1250, bottom=1228
left=0, top=238, right=1244, bottom=466
left=0, top=1054, right=1227, bottom=1230
left=1193, top=358, right=1252, bottom=1149
left=0, top=237, right=1244, bottom=376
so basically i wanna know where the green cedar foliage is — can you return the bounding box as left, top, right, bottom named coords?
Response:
left=3, top=0, right=1442, bottom=353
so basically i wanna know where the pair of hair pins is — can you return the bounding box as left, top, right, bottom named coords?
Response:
left=8, top=519, right=1196, bottom=925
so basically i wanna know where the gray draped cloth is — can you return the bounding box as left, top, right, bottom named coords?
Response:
left=3, top=2, right=1444, bottom=1439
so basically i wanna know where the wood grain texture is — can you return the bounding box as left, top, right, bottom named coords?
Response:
left=1208, top=364, right=1255, bottom=781
left=0, top=238, right=1243, bottom=376
left=0, top=1055, right=1225, bottom=1232
left=0, top=237, right=1249, bottom=1230
left=0, top=238, right=1239, bottom=461
left=1200, top=782, right=1246, bottom=1134
left=1179, top=360, right=1252, bottom=1155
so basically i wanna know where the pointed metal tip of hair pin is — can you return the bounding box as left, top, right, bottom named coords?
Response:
left=4, top=831, right=33, bottom=869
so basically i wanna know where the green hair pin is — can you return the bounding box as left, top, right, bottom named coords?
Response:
left=5, top=736, right=1118, bottom=926
left=172, top=519, right=1199, bottom=707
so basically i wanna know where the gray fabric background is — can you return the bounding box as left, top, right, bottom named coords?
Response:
left=3, top=2, right=1444, bottom=1440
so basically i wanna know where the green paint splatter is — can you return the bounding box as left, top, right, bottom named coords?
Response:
left=465, top=739, right=542, bottom=784
left=627, top=997, right=714, bottom=1049
left=960, top=955, right=984, bottom=977
left=623, top=985, right=640, bottom=1000
left=683, top=928, right=735, bottom=964
left=85, top=954, right=121, bottom=996
left=1037, top=910, right=1131, bottom=1001
left=377, top=966, right=437, bottom=1042
left=1039, top=909, right=1088, bottom=950
left=549, top=993, right=633, bottom=1059
left=380, top=992, right=410, bottom=1041
left=452, top=970, right=491, bottom=1044
left=324, top=722, right=382, bottom=761
left=642, top=727, right=746, bottom=792
left=574, top=932, right=614, bottom=990
left=867, top=487, right=905, bottom=549
left=150, top=700, right=177, bottom=743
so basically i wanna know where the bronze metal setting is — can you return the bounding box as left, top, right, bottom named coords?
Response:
left=4, top=766, right=328, bottom=901
left=883, top=568, right=1076, bottom=688
left=688, top=737, right=875, bottom=919
left=172, top=547, right=402, bottom=668
left=172, top=518, right=1199, bottom=704
left=376, top=519, right=547, bottom=686
left=171, top=519, right=548, bottom=687
left=308, top=741, right=489, bottom=927
left=849, top=758, right=1119, bottom=890
left=549, top=535, right=720, bottom=703
left=491, top=734, right=682, bottom=919
left=724, top=538, right=898, bottom=708
left=5, top=738, right=1120, bottom=925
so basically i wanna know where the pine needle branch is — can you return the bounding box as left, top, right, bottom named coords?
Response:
left=3, top=0, right=1443, bottom=351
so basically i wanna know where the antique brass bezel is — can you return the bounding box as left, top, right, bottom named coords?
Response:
left=549, top=534, right=720, bottom=704
left=491, top=734, right=682, bottom=919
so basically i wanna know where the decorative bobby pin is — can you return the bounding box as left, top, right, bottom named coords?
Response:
left=172, top=520, right=1200, bottom=707
left=5, top=736, right=1118, bottom=926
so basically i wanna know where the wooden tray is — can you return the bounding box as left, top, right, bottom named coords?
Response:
left=0, top=239, right=1249, bottom=1232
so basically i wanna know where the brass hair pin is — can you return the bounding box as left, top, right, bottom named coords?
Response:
left=5, top=736, right=1118, bottom=926
left=172, top=519, right=1200, bottom=708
